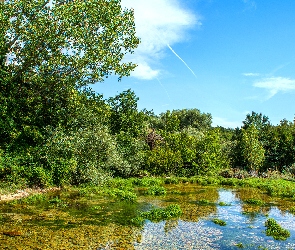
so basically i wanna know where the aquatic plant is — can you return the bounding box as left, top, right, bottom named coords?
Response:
left=131, top=177, right=163, bottom=187
left=19, top=193, right=47, bottom=205
left=170, top=190, right=182, bottom=195
left=245, top=198, right=265, bottom=206
left=107, top=188, right=137, bottom=202
left=218, top=201, right=230, bottom=206
left=198, top=199, right=210, bottom=205
left=132, top=204, right=182, bottom=225
left=49, top=197, right=68, bottom=208
left=265, top=218, right=290, bottom=240
left=212, top=218, right=226, bottom=226
left=235, top=242, right=244, bottom=248
left=145, top=186, right=166, bottom=196
left=289, top=206, right=295, bottom=214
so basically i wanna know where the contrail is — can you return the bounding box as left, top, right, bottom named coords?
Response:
left=156, top=77, right=172, bottom=103
left=167, top=44, right=197, bottom=78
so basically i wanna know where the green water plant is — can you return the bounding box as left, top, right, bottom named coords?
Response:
left=18, top=193, right=47, bottom=205
left=245, top=198, right=265, bottom=206
left=265, top=218, right=290, bottom=240
left=145, top=186, right=167, bottom=196
left=107, top=188, right=137, bottom=202
left=198, top=199, right=211, bottom=205
left=212, top=218, right=227, bottom=226
left=235, top=242, right=244, bottom=248
left=289, top=206, right=295, bottom=214
left=218, top=201, right=230, bottom=206
left=132, top=204, right=182, bottom=226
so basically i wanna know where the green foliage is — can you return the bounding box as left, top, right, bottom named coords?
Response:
left=192, top=130, right=229, bottom=175
left=145, top=186, right=167, bottom=196
left=146, top=145, right=183, bottom=176
left=2, top=0, right=139, bottom=86
left=154, top=109, right=212, bottom=132
left=265, top=218, right=290, bottom=240
left=240, top=125, right=265, bottom=171
left=212, top=218, right=227, bottom=226
left=108, top=90, right=149, bottom=137
left=115, top=131, right=148, bottom=177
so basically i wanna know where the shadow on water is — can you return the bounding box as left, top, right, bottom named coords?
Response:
left=0, top=184, right=295, bottom=249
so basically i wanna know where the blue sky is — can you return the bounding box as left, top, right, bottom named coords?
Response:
left=92, top=0, right=295, bottom=128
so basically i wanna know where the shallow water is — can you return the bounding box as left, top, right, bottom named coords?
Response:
left=1, top=184, right=295, bottom=249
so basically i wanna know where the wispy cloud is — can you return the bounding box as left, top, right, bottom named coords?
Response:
left=254, top=77, right=295, bottom=99
left=121, top=0, right=200, bottom=80
left=243, top=72, right=260, bottom=77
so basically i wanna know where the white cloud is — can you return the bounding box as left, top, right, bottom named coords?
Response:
left=121, top=0, right=199, bottom=80
left=243, top=72, right=260, bottom=77
left=254, top=77, right=295, bottom=98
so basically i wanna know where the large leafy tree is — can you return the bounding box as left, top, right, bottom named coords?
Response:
left=2, top=0, right=139, bottom=85
left=0, top=0, right=140, bottom=146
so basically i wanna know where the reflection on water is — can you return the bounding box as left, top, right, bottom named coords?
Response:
left=0, top=185, right=295, bottom=249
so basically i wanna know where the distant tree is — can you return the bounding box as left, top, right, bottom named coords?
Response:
left=240, top=125, right=265, bottom=172
left=242, top=111, right=270, bottom=130
left=193, top=130, right=228, bottom=175
left=172, top=109, right=212, bottom=131
left=108, top=89, right=148, bottom=137
left=263, top=119, right=295, bottom=171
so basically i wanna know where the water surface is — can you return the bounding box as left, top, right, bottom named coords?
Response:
left=0, top=184, right=295, bottom=249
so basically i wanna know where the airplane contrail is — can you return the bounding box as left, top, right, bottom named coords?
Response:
left=156, top=77, right=172, bottom=103
left=167, top=44, right=197, bottom=78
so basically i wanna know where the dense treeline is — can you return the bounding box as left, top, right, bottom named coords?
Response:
left=1, top=1, right=295, bottom=187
